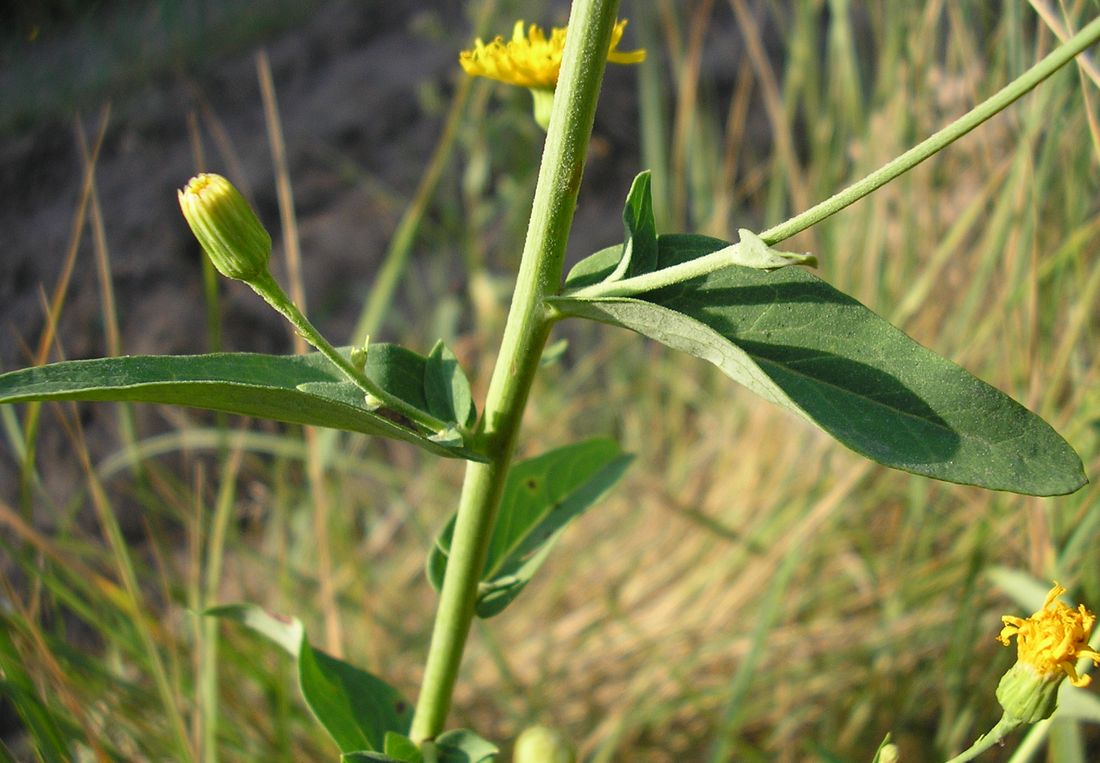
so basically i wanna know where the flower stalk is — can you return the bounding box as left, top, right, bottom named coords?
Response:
left=408, top=0, right=622, bottom=743
left=946, top=583, right=1100, bottom=763
left=179, top=173, right=450, bottom=436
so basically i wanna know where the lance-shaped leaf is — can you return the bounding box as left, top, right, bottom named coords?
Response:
left=0, top=344, right=484, bottom=461
left=428, top=439, right=632, bottom=618
left=551, top=236, right=1085, bottom=496
left=206, top=604, right=412, bottom=754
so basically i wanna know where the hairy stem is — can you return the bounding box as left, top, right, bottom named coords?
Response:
left=408, top=0, right=620, bottom=742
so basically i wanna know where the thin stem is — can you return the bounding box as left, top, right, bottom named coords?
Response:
left=247, top=271, right=450, bottom=434
left=565, top=15, right=1100, bottom=303
left=562, top=243, right=739, bottom=299
left=408, top=0, right=620, bottom=742
left=760, top=14, right=1100, bottom=246
left=943, top=715, right=1020, bottom=763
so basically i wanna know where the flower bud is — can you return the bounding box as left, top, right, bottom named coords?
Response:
left=178, top=173, right=271, bottom=282
left=514, top=725, right=574, bottom=763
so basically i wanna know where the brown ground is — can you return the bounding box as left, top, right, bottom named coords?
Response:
left=0, top=1, right=657, bottom=520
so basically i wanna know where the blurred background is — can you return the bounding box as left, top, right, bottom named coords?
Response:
left=1, top=1, right=1099, bottom=760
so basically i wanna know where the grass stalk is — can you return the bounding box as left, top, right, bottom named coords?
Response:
left=408, top=0, right=621, bottom=741
left=66, top=414, right=193, bottom=760
left=198, top=439, right=246, bottom=763
left=258, top=49, right=343, bottom=656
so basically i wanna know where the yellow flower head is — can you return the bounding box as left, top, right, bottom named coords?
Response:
left=997, top=582, right=1100, bottom=688
left=459, top=19, right=645, bottom=90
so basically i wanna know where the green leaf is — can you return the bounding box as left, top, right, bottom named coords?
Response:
left=1057, top=684, right=1100, bottom=723
left=343, top=753, right=404, bottom=763
left=604, top=170, right=658, bottom=282
left=428, top=439, right=632, bottom=618
left=384, top=732, right=424, bottom=763
left=0, top=345, right=485, bottom=461
left=207, top=604, right=412, bottom=754
left=435, top=729, right=499, bottom=762
left=553, top=235, right=1085, bottom=496
left=424, top=340, right=476, bottom=428
left=726, top=228, right=817, bottom=270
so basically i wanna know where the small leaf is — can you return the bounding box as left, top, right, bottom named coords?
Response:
left=207, top=603, right=412, bottom=753
left=424, top=340, right=476, bottom=428
left=554, top=234, right=1085, bottom=496
left=435, top=729, right=499, bottom=762
left=726, top=228, right=817, bottom=270
left=204, top=603, right=303, bottom=657
left=343, top=753, right=405, bottom=763
left=383, top=732, right=424, bottom=763
left=429, top=440, right=632, bottom=618
left=0, top=346, right=486, bottom=461
left=603, top=170, right=659, bottom=283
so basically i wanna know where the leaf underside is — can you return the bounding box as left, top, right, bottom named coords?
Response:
left=554, top=235, right=1085, bottom=496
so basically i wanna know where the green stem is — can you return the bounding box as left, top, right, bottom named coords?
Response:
left=943, top=715, right=1020, bottom=763
left=565, top=15, right=1100, bottom=302
left=561, top=242, right=743, bottom=299
left=761, top=14, right=1100, bottom=246
left=408, top=0, right=620, bottom=742
left=247, top=271, right=450, bottom=435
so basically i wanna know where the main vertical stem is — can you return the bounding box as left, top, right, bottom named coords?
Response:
left=409, top=0, right=620, bottom=743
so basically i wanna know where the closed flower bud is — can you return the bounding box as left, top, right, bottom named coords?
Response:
left=514, top=725, right=574, bottom=763
left=178, top=173, right=271, bottom=282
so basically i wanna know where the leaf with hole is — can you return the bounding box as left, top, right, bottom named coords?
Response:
left=0, top=344, right=484, bottom=461
left=206, top=604, right=412, bottom=754
left=552, top=234, right=1085, bottom=496
left=428, top=439, right=632, bottom=618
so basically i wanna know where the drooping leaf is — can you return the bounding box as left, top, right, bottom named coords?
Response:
left=207, top=604, right=412, bottom=754
left=0, top=345, right=484, bottom=461
left=424, top=340, right=476, bottom=428
left=435, top=729, right=499, bottom=762
left=604, top=170, right=659, bottom=282
left=429, top=439, right=632, bottom=618
left=552, top=235, right=1085, bottom=496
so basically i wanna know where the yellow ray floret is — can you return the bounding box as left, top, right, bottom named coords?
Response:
left=459, top=19, right=645, bottom=90
left=997, top=582, right=1100, bottom=687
